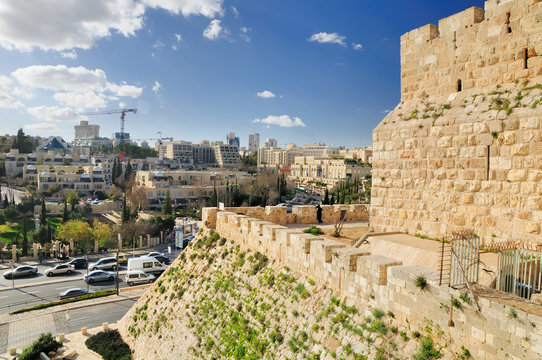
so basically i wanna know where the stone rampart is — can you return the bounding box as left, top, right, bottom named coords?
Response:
left=202, top=204, right=368, bottom=228
left=208, top=210, right=542, bottom=360
left=401, top=0, right=542, bottom=101
left=372, top=0, right=542, bottom=245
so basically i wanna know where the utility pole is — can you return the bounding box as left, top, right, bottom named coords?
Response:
left=116, top=234, right=120, bottom=296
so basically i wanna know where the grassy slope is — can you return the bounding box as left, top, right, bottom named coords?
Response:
left=119, top=229, right=455, bottom=360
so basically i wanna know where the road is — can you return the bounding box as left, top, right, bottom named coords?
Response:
left=0, top=275, right=133, bottom=313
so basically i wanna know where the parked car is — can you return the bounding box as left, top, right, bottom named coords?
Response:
left=145, top=252, right=163, bottom=258
left=152, top=255, right=170, bottom=265
left=84, top=270, right=115, bottom=283
left=3, top=266, right=38, bottom=279
left=118, top=255, right=128, bottom=266
left=59, top=288, right=93, bottom=300
left=66, top=258, right=88, bottom=270
left=88, top=257, right=118, bottom=271
left=125, top=270, right=155, bottom=286
left=45, top=264, right=75, bottom=276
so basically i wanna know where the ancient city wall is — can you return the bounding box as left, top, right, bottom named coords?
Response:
left=371, top=0, right=542, bottom=244
left=202, top=208, right=542, bottom=360
left=203, top=204, right=368, bottom=229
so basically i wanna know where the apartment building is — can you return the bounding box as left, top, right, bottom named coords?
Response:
left=135, top=169, right=250, bottom=209
left=23, top=164, right=108, bottom=195
left=0, top=150, right=91, bottom=176
left=256, top=143, right=341, bottom=168
left=212, top=141, right=241, bottom=167
left=74, top=120, right=100, bottom=139
left=248, top=133, right=260, bottom=152
left=289, top=156, right=371, bottom=187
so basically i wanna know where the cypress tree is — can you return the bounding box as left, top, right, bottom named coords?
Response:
left=210, top=181, right=217, bottom=207
left=62, top=201, right=69, bottom=223
left=323, top=188, right=329, bottom=205
left=22, top=220, right=28, bottom=256
left=40, top=197, right=47, bottom=225
left=162, top=190, right=172, bottom=215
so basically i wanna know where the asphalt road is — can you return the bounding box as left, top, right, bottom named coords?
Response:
left=65, top=298, right=138, bottom=333
left=0, top=276, right=133, bottom=313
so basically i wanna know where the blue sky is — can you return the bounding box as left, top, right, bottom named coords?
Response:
left=0, top=0, right=484, bottom=148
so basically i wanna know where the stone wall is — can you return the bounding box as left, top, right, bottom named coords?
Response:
left=401, top=0, right=542, bottom=101
left=204, top=210, right=542, bottom=360
left=202, top=204, right=368, bottom=228
left=371, top=0, right=542, bottom=245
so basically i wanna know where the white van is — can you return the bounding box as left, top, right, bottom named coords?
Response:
left=127, top=256, right=167, bottom=275
left=125, top=270, right=155, bottom=286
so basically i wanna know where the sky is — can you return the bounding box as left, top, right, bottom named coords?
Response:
left=0, top=0, right=485, bottom=149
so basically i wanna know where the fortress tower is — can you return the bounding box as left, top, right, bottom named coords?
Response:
left=371, top=0, right=542, bottom=245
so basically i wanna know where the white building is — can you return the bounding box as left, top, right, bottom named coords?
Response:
left=248, top=132, right=260, bottom=153
left=263, top=138, right=277, bottom=148
left=74, top=120, right=100, bottom=139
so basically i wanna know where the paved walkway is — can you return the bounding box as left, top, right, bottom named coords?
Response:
left=0, top=287, right=147, bottom=358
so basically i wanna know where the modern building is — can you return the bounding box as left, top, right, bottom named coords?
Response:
left=248, top=133, right=260, bottom=153
left=289, top=156, right=371, bottom=187
left=160, top=140, right=194, bottom=164
left=0, top=149, right=90, bottom=176
left=263, top=138, right=278, bottom=148
left=74, top=120, right=100, bottom=139
left=256, top=143, right=341, bottom=168
left=135, top=169, right=250, bottom=209
left=36, top=137, right=72, bottom=153
left=226, top=132, right=240, bottom=148
left=23, top=164, right=108, bottom=195
left=212, top=141, right=241, bottom=167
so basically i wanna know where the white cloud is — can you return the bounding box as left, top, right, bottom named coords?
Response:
left=381, top=109, right=390, bottom=114
left=11, top=86, right=33, bottom=100
left=153, top=40, right=164, bottom=49
left=240, top=26, right=251, bottom=42
left=253, top=115, right=305, bottom=128
left=11, top=64, right=142, bottom=98
left=175, top=33, right=182, bottom=42
left=54, top=91, right=108, bottom=109
left=143, top=0, right=223, bottom=18
left=352, top=43, right=363, bottom=50
left=257, top=90, right=276, bottom=99
left=60, top=50, right=78, bottom=59
left=26, top=106, right=78, bottom=121
left=0, top=0, right=223, bottom=52
left=24, top=123, right=59, bottom=132
left=203, top=19, right=223, bottom=40
left=308, top=32, right=346, bottom=47
left=0, top=1, right=145, bottom=51
left=152, top=81, right=161, bottom=93
left=231, top=6, right=239, bottom=18
left=0, top=75, right=23, bottom=108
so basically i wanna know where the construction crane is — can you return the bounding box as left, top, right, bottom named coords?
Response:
left=133, top=132, right=170, bottom=160
left=81, top=108, right=137, bottom=161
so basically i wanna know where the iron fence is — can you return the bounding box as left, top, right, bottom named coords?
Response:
left=497, top=248, right=542, bottom=300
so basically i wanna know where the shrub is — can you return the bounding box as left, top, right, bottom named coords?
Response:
left=508, top=307, right=518, bottom=318
left=451, top=297, right=462, bottom=309
left=303, top=226, right=323, bottom=236
left=19, top=333, right=62, bottom=360
left=372, top=308, right=385, bottom=319
left=85, top=330, right=131, bottom=360
left=415, top=275, right=427, bottom=290
left=412, top=336, right=441, bottom=360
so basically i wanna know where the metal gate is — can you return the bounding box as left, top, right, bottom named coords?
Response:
left=497, top=248, right=542, bottom=300
left=448, top=232, right=480, bottom=287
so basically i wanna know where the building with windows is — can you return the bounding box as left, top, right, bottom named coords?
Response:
left=226, top=132, right=240, bottom=148
left=0, top=149, right=90, bottom=176
left=289, top=156, right=371, bottom=187
left=263, top=138, right=277, bottom=148
left=248, top=132, right=260, bottom=153
left=74, top=120, right=100, bottom=139
left=23, top=164, right=108, bottom=195
left=212, top=141, right=241, bottom=167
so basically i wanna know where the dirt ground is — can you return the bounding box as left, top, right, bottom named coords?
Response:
left=321, top=226, right=369, bottom=246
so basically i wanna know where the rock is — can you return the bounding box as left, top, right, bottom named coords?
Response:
left=64, top=350, right=77, bottom=359
left=56, top=347, right=65, bottom=354
left=48, top=351, right=56, bottom=356
left=531, top=293, right=542, bottom=304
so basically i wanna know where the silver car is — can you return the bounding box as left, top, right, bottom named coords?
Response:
left=46, top=264, right=75, bottom=276
left=84, top=270, right=115, bottom=283
left=3, top=266, right=38, bottom=279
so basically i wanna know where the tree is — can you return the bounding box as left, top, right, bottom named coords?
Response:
left=32, top=226, right=48, bottom=245
left=21, top=220, right=28, bottom=256
left=67, top=191, right=79, bottom=211
left=210, top=181, right=217, bottom=207
left=57, top=220, right=93, bottom=253
left=121, top=196, right=130, bottom=224
left=0, top=160, right=5, bottom=177
left=323, top=188, right=329, bottom=205
left=40, top=197, right=47, bottom=226
left=12, top=128, right=33, bottom=154
left=93, top=219, right=113, bottom=250
left=162, top=190, right=172, bottom=215
left=62, top=201, right=69, bottom=223
left=124, top=161, right=133, bottom=182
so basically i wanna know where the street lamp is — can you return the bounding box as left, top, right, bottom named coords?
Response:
left=116, top=233, right=120, bottom=296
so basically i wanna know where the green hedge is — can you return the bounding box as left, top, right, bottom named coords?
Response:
left=19, top=332, right=62, bottom=360
left=11, top=290, right=116, bottom=314
left=85, top=330, right=131, bottom=360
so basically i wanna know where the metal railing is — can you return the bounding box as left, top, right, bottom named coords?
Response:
left=449, top=232, right=480, bottom=287
left=497, top=248, right=542, bottom=300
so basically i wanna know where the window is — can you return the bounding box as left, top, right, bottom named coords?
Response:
left=457, top=79, right=462, bottom=92
left=143, top=262, right=152, bottom=268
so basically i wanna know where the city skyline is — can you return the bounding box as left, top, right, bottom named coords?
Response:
left=0, top=1, right=483, bottom=148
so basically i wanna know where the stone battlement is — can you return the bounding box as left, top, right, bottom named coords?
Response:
left=202, top=203, right=369, bottom=229
left=202, top=208, right=542, bottom=360
left=401, top=0, right=542, bottom=101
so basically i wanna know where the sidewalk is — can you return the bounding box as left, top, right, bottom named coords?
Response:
left=0, top=287, right=147, bottom=358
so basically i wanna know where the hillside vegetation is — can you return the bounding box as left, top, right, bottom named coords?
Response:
left=119, top=229, right=458, bottom=360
